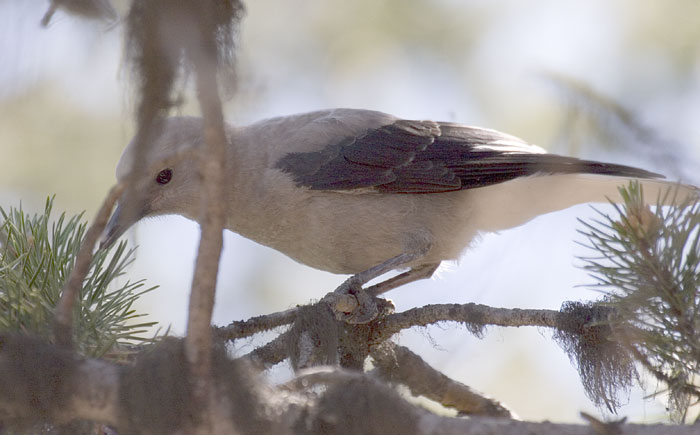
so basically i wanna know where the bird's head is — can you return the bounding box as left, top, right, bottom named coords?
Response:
left=101, top=117, right=206, bottom=248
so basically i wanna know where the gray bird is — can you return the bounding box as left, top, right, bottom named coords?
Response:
left=101, top=108, right=696, bottom=299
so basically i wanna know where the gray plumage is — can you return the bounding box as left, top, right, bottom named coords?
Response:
left=102, top=108, right=696, bottom=281
left=276, top=118, right=659, bottom=193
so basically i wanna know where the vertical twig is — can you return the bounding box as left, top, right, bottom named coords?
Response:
left=184, top=23, right=229, bottom=435
left=124, top=1, right=241, bottom=430
left=53, top=183, right=124, bottom=347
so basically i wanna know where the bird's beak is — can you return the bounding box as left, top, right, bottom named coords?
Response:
left=100, top=203, right=141, bottom=249
left=100, top=204, right=125, bottom=249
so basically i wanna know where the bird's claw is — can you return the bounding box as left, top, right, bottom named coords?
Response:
left=326, top=276, right=379, bottom=324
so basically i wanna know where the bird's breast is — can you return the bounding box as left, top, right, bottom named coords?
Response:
left=227, top=173, right=479, bottom=274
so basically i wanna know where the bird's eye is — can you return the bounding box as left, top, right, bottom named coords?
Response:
left=155, top=168, right=173, bottom=185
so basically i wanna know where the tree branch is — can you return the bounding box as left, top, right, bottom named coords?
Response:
left=224, top=301, right=581, bottom=372
left=240, top=330, right=292, bottom=370
left=376, top=303, right=560, bottom=342
left=53, top=183, right=125, bottom=348
left=183, top=44, right=228, bottom=435
left=4, top=334, right=700, bottom=434
left=216, top=307, right=298, bottom=341
left=370, top=343, right=512, bottom=417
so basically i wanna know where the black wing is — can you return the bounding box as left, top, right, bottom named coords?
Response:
left=275, top=119, right=663, bottom=194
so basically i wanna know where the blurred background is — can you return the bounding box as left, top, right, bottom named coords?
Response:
left=2, top=0, right=699, bottom=423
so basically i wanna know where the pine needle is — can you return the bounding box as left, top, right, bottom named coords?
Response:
left=0, top=197, right=157, bottom=358
left=577, top=182, right=700, bottom=422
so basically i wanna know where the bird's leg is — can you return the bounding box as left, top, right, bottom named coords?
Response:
left=327, top=243, right=434, bottom=324
left=365, top=263, right=440, bottom=297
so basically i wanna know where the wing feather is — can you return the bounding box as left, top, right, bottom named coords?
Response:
left=275, top=116, right=662, bottom=193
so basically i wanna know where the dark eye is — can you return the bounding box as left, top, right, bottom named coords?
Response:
left=155, top=168, right=173, bottom=185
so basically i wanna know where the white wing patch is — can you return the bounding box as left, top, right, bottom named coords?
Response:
left=472, top=140, right=547, bottom=154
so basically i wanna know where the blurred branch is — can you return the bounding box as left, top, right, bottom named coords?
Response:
left=545, top=73, right=697, bottom=183
left=370, top=343, right=513, bottom=417
left=53, top=183, right=125, bottom=348
left=124, top=1, right=243, bottom=432
left=5, top=335, right=700, bottom=434
left=0, top=335, right=120, bottom=428
left=41, top=0, right=117, bottom=27
left=185, top=20, right=229, bottom=435
left=580, top=412, right=627, bottom=435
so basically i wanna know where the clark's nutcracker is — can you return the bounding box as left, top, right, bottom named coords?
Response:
left=101, top=108, right=697, bottom=297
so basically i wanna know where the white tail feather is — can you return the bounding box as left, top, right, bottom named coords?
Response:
left=470, top=174, right=699, bottom=232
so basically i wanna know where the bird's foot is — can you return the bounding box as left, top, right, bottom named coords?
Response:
left=325, top=276, right=379, bottom=324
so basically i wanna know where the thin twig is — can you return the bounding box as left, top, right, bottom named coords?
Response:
left=216, top=307, right=298, bottom=341
left=240, top=331, right=292, bottom=370
left=40, top=3, right=58, bottom=26
left=53, top=183, right=125, bottom=347
left=183, top=51, right=228, bottom=433
left=377, top=303, right=560, bottom=341
left=371, top=343, right=513, bottom=417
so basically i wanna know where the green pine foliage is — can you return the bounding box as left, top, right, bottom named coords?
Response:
left=0, top=197, right=156, bottom=358
left=578, top=182, right=700, bottom=423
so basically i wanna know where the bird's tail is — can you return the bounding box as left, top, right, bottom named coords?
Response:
left=470, top=174, right=699, bottom=232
